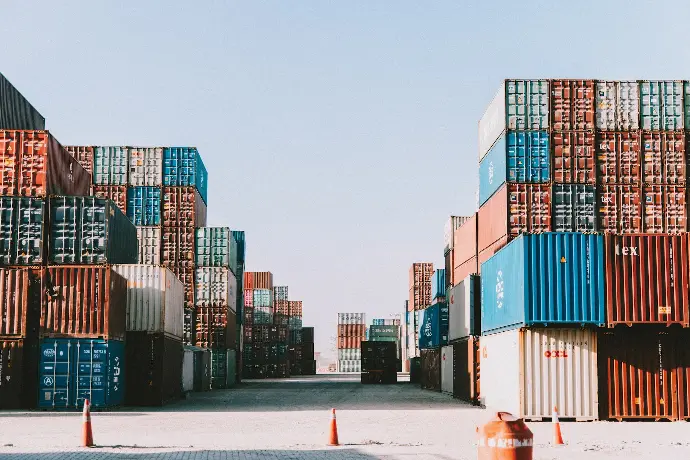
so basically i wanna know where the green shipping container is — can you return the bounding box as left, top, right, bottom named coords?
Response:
left=195, top=227, right=238, bottom=275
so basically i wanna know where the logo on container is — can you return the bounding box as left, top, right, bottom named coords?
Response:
left=615, top=244, right=638, bottom=256
left=488, top=161, right=494, bottom=184
left=495, top=270, right=504, bottom=309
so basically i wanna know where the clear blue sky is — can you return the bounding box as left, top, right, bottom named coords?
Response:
left=4, top=1, right=690, bottom=358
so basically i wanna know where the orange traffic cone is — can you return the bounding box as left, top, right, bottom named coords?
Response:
left=328, top=408, right=339, bottom=446
left=82, top=399, right=94, bottom=447
left=552, top=406, right=564, bottom=445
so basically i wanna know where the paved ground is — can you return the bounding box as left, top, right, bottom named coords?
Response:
left=1, top=374, right=690, bottom=459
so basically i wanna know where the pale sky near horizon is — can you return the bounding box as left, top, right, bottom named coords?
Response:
left=3, top=1, right=690, bottom=359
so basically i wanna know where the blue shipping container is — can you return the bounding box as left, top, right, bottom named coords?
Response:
left=126, top=186, right=162, bottom=226
left=38, top=338, right=124, bottom=409
left=431, top=269, right=446, bottom=299
left=232, top=230, right=246, bottom=264
left=480, top=233, right=605, bottom=335
left=163, top=147, right=208, bottom=205
left=417, top=303, right=449, bottom=349
left=479, top=131, right=550, bottom=206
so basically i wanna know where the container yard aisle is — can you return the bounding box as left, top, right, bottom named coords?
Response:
left=0, top=375, right=690, bottom=459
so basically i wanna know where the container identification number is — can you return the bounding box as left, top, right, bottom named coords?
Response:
left=544, top=350, right=568, bottom=358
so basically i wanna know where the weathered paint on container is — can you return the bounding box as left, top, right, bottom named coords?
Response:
left=129, top=147, right=162, bottom=186
left=48, top=196, right=138, bottom=265
left=478, top=80, right=550, bottom=160
left=93, top=146, right=128, bottom=185
left=38, top=338, right=125, bottom=409
left=595, top=81, right=639, bottom=131
left=162, top=226, right=195, bottom=269
left=552, top=131, right=596, bottom=184
left=0, top=73, right=45, bottom=130
left=0, top=268, right=41, bottom=337
left=479, top=131, right=550, bottom=206
left=0, top=339, right=38, bottom=409
left=641, top=132, right=685, bottom=185
left=481, top=233, right=605, bottom=335
left=41, top=266, right=127, bottom=341
left=195, top=307, right=234, bottom=349
left=113, top=265, right=184, bottom=339
left=604, top=234, right=689, bottom=327
left=0, top=130, right=91, bottom=197
left=480, top=328, right=598, bottom=420
left=640, top=81, right=684, bottom=131
left=125, top=332, right=182, bottom=406
left=553, top=184, right=597, bottom=232
left=551, top=79, right=595, bottom=131
left=444, top=216, right=470, bottom=254
left=136, top=227, right=161, bottom=265
left=597, top=185, right=643, bottom=234
left=162, top=186, right=207, bottom=228
left=452, top=214, right=477, bottom=268
left=163, top=147, right=208, bottom=205
left=597, top=132, right=641, bottom=185
left=0, top=197, right=45, bottom=265
left=127, top=186, right=162, bottom=226
left=243, top=272, right=274, bottom=290
left=195, top=267, right=237, bottom=312
left=417, top=303, right=449, bottom=349
left=448, top=274, right=480, bottom=341
left=64, top=146, right=93, bottom=175
left=195, top=227, right=238, bottom=274
left=171, top=265, right=195, bottom=311
left=452, top=337, right=480, bottom=404
left=440, top=345, right=453, bottom=394
left=431, top=269, right=446, bottom=299
left=643, top=186, right=687, bottom=233
left=93, top=185, right=127, bottom=215
left=420, top=347, right=441, bottom=391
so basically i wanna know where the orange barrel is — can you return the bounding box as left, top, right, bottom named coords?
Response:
left=477, top=412, right=533, bottom=460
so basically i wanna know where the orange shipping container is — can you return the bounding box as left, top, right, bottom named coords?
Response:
left=409, top=263, right=433, bottom=289
left=0, top=268, right=41, bottom=338
left=550, top=79, right=595, bottom=131
left=552, top=131, right=596, bottom=184
left=642, top=185, right=687, bottom=233
left=244, top=272, right=273, bottom=290
left=598, top=185, right=642, bottom=234
left=597, top=131, right=641, bottom=185
left=288, top=300, right=302, bottom=317
left=641, top=132, right=685, bottom=185
left=452, top=214, right=477, bottom=268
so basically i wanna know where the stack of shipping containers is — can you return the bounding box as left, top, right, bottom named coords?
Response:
left=417, top=269, right=449, bottom=392
left=336, top=313, right=365, bottom=372
left=405, top=263, right=433, bottom=372
left=367, top=317, right=401, bottom=372
left=231, top=230, right=246, bottom=380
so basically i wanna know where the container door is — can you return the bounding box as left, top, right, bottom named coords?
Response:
left=441, top=345, right=453, bottom=394
left=38, top=340, right=72, bottom=408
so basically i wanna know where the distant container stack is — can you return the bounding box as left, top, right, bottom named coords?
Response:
left=405, top=263, right=433, bottom=366
left=337, top=313, right=365, bottom=373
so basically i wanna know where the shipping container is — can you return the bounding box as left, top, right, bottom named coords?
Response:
left=0, top=73, right=46, bottom=131
left=453, top=257, right=478, bottom=287
left=302, top=326, right=314, bottom=343
left=183, top=345, right=210, bottom=391
left=93, top=185, right=127, bottom=215
left=604, top=234, right=689, bottom=327
left=289, top=301, right=303, bottom=318
left=125, top=332, right=182, bottom=406
left=163, top=147, right=208, bottom=205
left=183, top=308, right=195, bottom=346
left=337, top=348, right=361, bottom=361
left=409, top=263, right=434, bottom=288
left=479, top=131, right=550, bottom=206
left=552, top=184, right=597, bottom=232
left=480, top=328, right=598, bottom=421
left=93, top=146, right=128, bottom=186
left=64, top=146, right=93, bottom=175
left=448, top=274, right=480, bottom=341
left=481, top=233, right=605, bottom=335
left=0, top=268, right=41, bottom=337
left=0, top=197, right=45, bottom=265
left=642, top=186, right=687, bottom=233
left=232, top=230, right=246, bottom=264
left=641, top=132, right=685, bottom=185
left=41, top=266, right=127, bottom=341
left=444, top=249, right=453, bottom=287
left=195, top=307, right=234, bottom=349
left=550, top=79, right=595, bottom=131
left=0, top=339, right=38, bottom=409
left=210, top=349, right=228, bottom=389
left=195, top=227, right=238, bottom=275
left=417, top=303, right=449, bottom=349
left=595, top=81, right=639, bottom=131
left=479, top=80, right=549, bottom=160
left=182, top=347, right=194, bottom=393
left=430, top=269, right=446, bottom=300
left=274, top=285, right=289, bottom=302
left=552, top=131, right=596, bottom=184
left=361, top=341, right=396, bottom=372
left=162, top=226, right=195, bottom=273
left=640, top=81, right=684, bottom=131
left=38, top=338, right=125, bottom=409
left=597, top=132, right=641, bottom=185
left=195, top=267, right=237, bottom=312
left=452, top=337, right=480, bottom=404
left=243, top=272, right=273, bottom=290
left=420, top=348, right=441, bottom=391
left=440, top=345, right=453, bottom=394
left=162, top=186, right=207, bottom=228
left=137, top=226, right=161, bottom=265
left=48, top=196, right=138, bottom=265
left=337, top=324, right=366, bottom=337
left=127, top=186, right=162, bottom=226
left=113, top=265, right=184, bottom=340
left=597, top=184, right=643, bottom=234
left=0, top=130, right=91, bottom=197
left=444, top=216, right=470, bottom=254
left=337, top=360, right=361, bottom=373
left=274, top=300, right=289, bottom=316
left=337, top=337, right=363, bottom=350
left=368, top=325, right=398, bottom=338
left=452, top=215, right=477, bottom=268
left=129, top=147, right=162, bottom=186
left=253, top=289, right=272, bottom=308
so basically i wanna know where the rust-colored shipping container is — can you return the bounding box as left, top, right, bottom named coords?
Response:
left=453, top=257, right=478, bottom=286
left=0, top=130, right=91, bottom=197
left=0, top=339, right=38, bottom=409
left=162, top=226, right=195, bottom=269
left=169, top=264, right=195, bottom=310
left=337, top=336, right=363, bottom=349
left=452, top=336, right=480, bottom=404
left=0, top=268, right=41, bottom=338
left=41, top=266, right=127, bottom=341
left=243, top=272, right=273, bottom=290
left=420, top=347, right=441, bottom=391
left=289, top=300, right=303, bottom=317
left=551, top=79, right=595, bottom=131
left=274, top=300, right=289, bottom=316
left=605, top=234, right=689, bottom=327
left=642, top=186, right=687, bottom=233
left=409, top=262, right=434, bottom=288
left=93, top=185, right=127, bottom=215
left=195, top=307, right=234, bottom=349
left=598, top=185, right=643, bottom=234
left=337, top=324, right=366, bottom=337
left=552, top=131, right=596, bottom=184
left=452, top=214, right=477, bottom=267
left=409, top=285, right=432, bottom=311
left=162, top=187, right=207, bottom=228
left=64, top=146, right=94, bottom=175
left=642, top=132, right=685, bottom=185
left=597, top=132, right=642, bottom=185
left=477, top=184, right=551, bottom=253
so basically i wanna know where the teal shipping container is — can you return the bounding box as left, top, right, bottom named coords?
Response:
left=369, top=325, right=399, bottom=338
left=480, top=233, right=605, bottom=335
left=417, top=303, right=449, bottom=349
left=48, top=196, right=138, bottom=265
left=431, top=269, right=446, bottom=299
left=232, top=230, right=246, bottom=264
left=0, top=197, right=44, bottom=265
left=253, top=289, right=272, bottom=307
left=126, top=186, right=162, bottom=226
left=195, top=227, right=238, bottom=275
left=163, top=147, right=208, bottom=205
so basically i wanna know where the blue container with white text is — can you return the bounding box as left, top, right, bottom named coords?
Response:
left=163, top=147, right=208, bottom=205
left=417, top=303, right=449, bottom=349
left=431, top=269, right=446, bottom=299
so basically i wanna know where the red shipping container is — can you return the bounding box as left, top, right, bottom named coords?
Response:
left=598, top=185, right=643, bottom=234
left=597, top=132, right=642, bottom=185
left=0, top=130, right=91, bottom=197
left=552, top=131, right=596, bottom=184
left=641, top=132, right=686, bottom=185
left=0, top=268, right=41, bottom=338
left=64, top=145, right=94, bottom=175
left=162, top=187, right=207, bottom=228
left=289, top=300, right=303, bottom=317
left=244, top=272, right=273, bottom=290
left=274, top=300, right=289, bottom=315
left=452, top=214, right=477, bottom=267
left=642, top=186, right=687, bottom=234
left=93, top=185, right=127, bottom=215
left=604, top=234, right=689, bottom=327
left=551, top=79, right=595, bottom=131
left=409, top=263, right=434, bottom=289
left=41, top=266, right=127, bottom=340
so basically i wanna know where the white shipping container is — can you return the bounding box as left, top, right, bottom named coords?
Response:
left=337, top=348, right=361, bottom=360
left=595, top=81, right=639, bottom=130
left=441, top=345, right=453, bottom=394
left=195, top=267, right=237, bottom=312
left=338, top=312, right=365, bottom=325
left=448, top=276, right=476, bottom=341
left=137, top=227, right=162, bottom=265
left=337, top=360, right=361, bottom=373
left=480, top=328, right=598, bottom=421
left=114, top=264, right=184, bottom=339
left=129, top=147, right=163, bottom=186
left=182, top=348, right=194, bottom=393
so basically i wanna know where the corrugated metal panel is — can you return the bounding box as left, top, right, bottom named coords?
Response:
left=478, top=238, right=508, bottom=274
left=337, top=312, right=365, bottom=325
left=93, top=185, right=126, bottom=215
left=127, top=186, right=162, bottom=226
left=441, top=345, right=453, bottom=394
left=478, top=81, right=507, bottom=161
left=195, top=267, right=235, bottom=311
left=431, top=269, right=446, bottom=299
left=448, top=274, right=480, bottom=341
left=129, top=147, right=162, bottom=186
left=552, top=132, right=596, bottom=184
left=243, top=272, right=273, bottom=290
left=274, top=286, right=289, bottom=302
left=195, top=306, right=232, bottom=349
left=597, top=131, right=641, bottom=185
left=597, top=185, right=643, bottom=234
left=232, top=230, right=246, bottom=263
left=182, top=348, right=194, bottom=392
left=169, top=264, right=195, bottom=310
left=195, top=227, right=238, bottom=274
left=595, top=81, right=639, bottom=130
left=675, top=330, right=690, bottom=420
left=420, top=348, right=441, bottom=391
left=553, top=184, right=597, bottom=232
left=642, top=132, right=685, bottom=185
left=0, top=339, right=38, bottom=409
left=64, top=146, right=94, bottom=175
left=162, top=186, right=207, bottom=228
left=551, top=79, right=595, bottom=131
left=0, top=268, right=40, bottom=338
left=136, top=227, right=161, bottom=265
left=452, top=337, right=480, bottom=404
left=481, top=233, right=605, bottom=335
left=0, top=197, right=45, bottom=265
left=93, top=146, right=128, bottom=185
left=0, top=73, right=45, bottom=131
left=453, top=214, right=477, bottom=267
left=113, top=265, right=184, bottom=339
left=640, top=81, right=684, bottom=131
left=604, top=234, right=689, bottom=327
left=163, top=147, right=208, bottom=205
left=444, top=216, right=470, bottom=253
left=454, top=256, right=478, bottom=287
left=643, top=185, right=687, bottom=233
left=417, top=303, right=449, bottom=349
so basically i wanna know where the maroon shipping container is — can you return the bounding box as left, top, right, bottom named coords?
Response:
left=288, top=300, right=303, bottom=317
left=195, top=306, right=233, bottom=349
left=551, top=79, right=595, bottom=131
left=597, top=132, right=642, bottom=185
left=269, top=325, right=288, bottom=343
left=642, top=186, right=687, bottom=234
left=420, top=348, right=441, bottom=392
left=604, top=234, right=689, bottom=327
left=162, top=187, right=207, bottom=228
left=641, top=132, right=686, bottom=185
left=93, top=185, right=127, bottom=215
left=243, top=306, right=253, bottom=325
left=64, top=146, right=94, bottom=175
left=41, top=266, right=127, bottom=340
left=598, top=185, right=643, bottom=234
left=125, top=332, right=182, bottom=406
left=0, top=268, right=41, bottom=338
left=0, top=339, right=38, bottom=409
left=452, top=214, right=478, bottom=267
left=243, top=325, right=253, bottom=343
left=162, top=226, right=195, bottom=269
left=243, top=272, right=273, bottom=290
left=453, top=337, right=480, bottom=404
left=0, top=130, right=91, bottom=197
left=337, top=324, right=366, bottom=337
left=552, top=131, right=596, bottom=184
